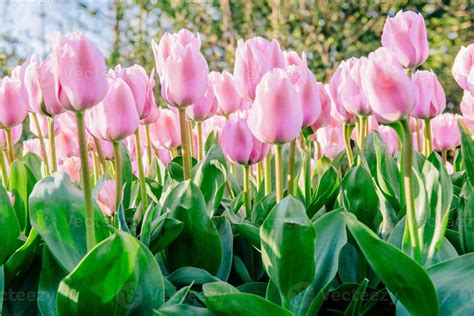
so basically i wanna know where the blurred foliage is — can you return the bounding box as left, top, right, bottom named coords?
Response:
left=0, top=0, right=473, bottom=110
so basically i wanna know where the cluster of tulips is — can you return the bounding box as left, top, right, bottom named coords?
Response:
left=1, top=9, right=474, bottom=315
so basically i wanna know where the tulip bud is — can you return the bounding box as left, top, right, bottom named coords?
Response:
left=38, top=55, right=67, bottom=116
left=381, top=10, right=429, bottom=68
left=210, top=71, right=247, bottom=117
left=461, top=90, right=474, bottom=121
left=56, top=131, right=80, bottom=163
left=311, top=83, right=331, bottom=131
left=149, top=108, right=181, bottom=149
left=452, top=44, right=474, bottom=95
left=0, top=125, right=22, bottom=149
left=220, top=116, right=270, bottom=165
left=0, top=77, right=28, bottom=129
left=329, top=62, right=356, bottom=124
left=316, top=118, right=345, bottom=159
left=363, top=48, right=416, bottom=123
left=97, top=179, right=117, bottom=217
left=234, top=37, right=285, bottom=101
left=431, top=113, right=461, bottom=151
left=85, top=77, right=139, bottom=142
left=58, top=157, right=82, bottom=183
left=186, top=80, right=218, bottom=122
left=411, top=70, right=446, bottom=119
left=248, top=69, right=303, bottom=144
left=339, top=57, right=371, bottom=116
left=378, top=126, right=399, bottom=155
left=52, top=32, right=108, bottom=112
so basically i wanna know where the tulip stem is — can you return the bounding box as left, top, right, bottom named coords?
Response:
left=93, top=137, right=108, bottom=176
left=275, top=144, right=283, bottom=202
left=31, top=113, right=50, bottom=175
left=358, top=116, right=367, bottom=151
left=0, top=150, right=8, bottom=187
left=145, top=125, right=153, bottom=169
left=243, top=165, right=251, bottom=218
left=178, top=109, right=192, bottom=179
left=264, top=151, right=272, bottom=195
left=287, top=139, right=296, bottom=196
left=134, top=129, right=148, bottom=209
left=304, top=137, right=312, bottom=205
left=442, top=150, right=447, bottom=165
left=4, top=129, right=14, bottom=164
left=113, top=141, right=123, bottom=212
left=75, top=111, right=96, bottom=251
left=399, top=118, right=422, bottom=263
left=187, top=120, right=194, bottom=158
left=343, top=124, right=354, bottom=167
left=415, top=118, right=422, bottom=153
left=197, top=122, right=203, bottom=161
left=423, top=119, right=432, bottom=157
left=48, top=117, right=57, bottom=172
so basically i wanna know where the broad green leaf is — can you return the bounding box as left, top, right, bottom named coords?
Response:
left=162, top=181, right=222, bottom=274
left=192, top=144, right=227, bottom=214
left=149, top=218, right=184, bottom=255
left=0, top=185, right=20, bottom=264
left=29, top=172, right=111, bottom=272
left=8, top=160, right=37, bottom=231
left=154, top=305, right=212, bottom=315
left=38, top=247, right=67, bottom=316
left=203, top=282, right=292, bottom=316
left=237, top=282, right=267, bottom=297
left=308, top=166, right=340, bottom=218
left=459, top=182, right=474, bottom=253
left=344, top=213, right=439, bottom=316
left=57, top=231, right=165, bottom=314
left=0, top=265, right=3, bottom=315
left=23, top=152, right=42, bottom=181
left=161, top=283, right=192, bottom=307
left=167, top=267, right=220, bottom=286
left=341, top=166, right=380, bottom=231
left=260, top=196, right=316, bottom=306
left=344, top=278, right=369, bottom=316
left=459, top=120, right=474, bottom=185
left=214, top=216, right=233, bottom=281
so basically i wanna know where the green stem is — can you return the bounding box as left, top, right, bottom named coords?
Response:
left=0, top=150, right=8, bottom=187
left=5, top=129, right=14, bottom=164
left=264, top=151, right=272, bottom=195
left=145, top=125, right=153, bottom=168
left=400, top=119, right=422, bottom=263
left=48, top=117, right=57, bottom=172
left=178, top=109, right=192, bottom=179
left=343, top=124, right=354, bottom=166
left=358, top=116, right=367, bottom=151
left=442, top=150, right=447, bottom=165
left=243, top=165, right=251, bottom=218
left=304, top=137, right=312, bottom=205
left=197, top=121, right=203, bottom=161
left=113, top=141, right=123, bottom=212
left=75, top=111, right=96, bottom=251
left=187, top=120, right=194, bottom=158
left=423, top=119, right=432, bottom=157
left=415, top=118, right=422, bottom=154
left=134, top=129, right=148, bottom=209
left=31, top=113, right=50, bottom=175
left=275, top=144, right=284, bottom=202
left=93, top=137, right=108, bottom=176
left=287, top=139, right=296, bottom=196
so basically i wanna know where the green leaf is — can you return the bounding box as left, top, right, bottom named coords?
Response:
left=23, top=152, right=42, bottom=181
left=154, top=304, right=213, bottom=315
left=459, top=182, right=474, bottom=253
left=203, top=282, right=292, bottom=316
left=214, top=216, right=233, bottom=281
left=8, top=160, right=37, bottom=232
left=162, top=181, right=222, bottom=274
left=459, top=120, right=474, bottom=185
left=38, top=247, right=67, bottom=316
left=57, top=231, right=165, bottom=314
left=0, top=185, right=20, bottom=264
left=308, top=166, right=340, bottom=218
left=260, top=196, right=316, bottom=306
left=167, top=267, right=220, bottom=286
left=0, top=265, right=4, bottom=315
left=344, top=213, right=439, bottom=316
left=192, top=144, right=227, bottom=214
left=149, top=217, right=184, bottom=255
left=344, top=278, right=369, bottom=316
left=341, top=166, right=380, bottom=231
left=29, top=172, right=111, bottom=272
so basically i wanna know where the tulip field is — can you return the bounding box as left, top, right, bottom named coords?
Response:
left=1, top=7, right=474, bottom=316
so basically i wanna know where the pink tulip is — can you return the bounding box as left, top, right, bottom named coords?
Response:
left=37, top=55, right=67, bottom=116
left=460, top=116, right=474, bottom=134
left=339, top=57, right=371, bottom=116
left=233, top=37, right=285, bottom=101
left=248, top=69, right=303, bottom=144
left=381, top=10, right=429, bottom=68
left=186, top=80, right=218, bottom=122
left=85, top=77, right=139, bottom=142
left=316, top=118, right=345, bottom=159
left=203, top=115, right=227, bottom=136
left=431, top=113, right=461, bottom=151
left=329, top=62, right=356, bottom=124
left=141, top=105, right=160, bottom=126
left=152, top=29, right=208, bottom=108
left=58, top=157, right=82, bottom=183
left=157, top=148, right=172, bottom=166
left=52, top=32, right=108, bottom=111
left=0, top=125, right=22, bottom=149
left=56, top=112, right=77, bottom=136
left=56, top=131, right=79, bottom=163
left=311, top=83, right=331, bottom=131
left=97, top=179, right=117, bottom=217
left=23, top=138, right=48, bottom=158
left=378, top=126, right=399, bottom=155
left=284, top=51, right=321, bottom=127
left=452, top=44, right=474, bottom=95
left=0, top=77, right=28, bottom=129
left=29, top=113, right=60, bottom=138
left=111, top=65, right=153, bottom=120
left=210, top=71, right=247, bottom=117
left=220, top=116, right=270, bottom=165
left=411, top=70, right=446, bottom=119
left=21, top=55, right=43, bottom=113
left=149, top=108, right=181, bottom=149
left=362, top=48, right=416, bottom=123
left=461, top=90, right=474, bottom=121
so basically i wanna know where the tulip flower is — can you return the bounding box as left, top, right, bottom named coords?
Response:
left=431, top=113, right=461, bottom=153
left=378, top=126, right=399, bottom=155
left=233, top=37, right=285, bottom=101
left=220, top=115, right=269, bottom=215
left=149, top=108, right=181, bottom=150
left=452, top=44, right=474, bottom=95
left=97, top=179, right=117, bottom=217
left=0, top=125, right=22, bottom=150
left=339, top=57, right=371, bottom=117
left=381, top=10, right=429, bottom=68
left=311, top=83, right=331, bottom=131
left=16, top=55, right=43, bottom=113
left=58, top=157, right=82, bottom=183
left=329, top=62, right=356, bottom=125
left=461, top=90, right=474, bottom=121
left=37, top=55, right=67, bottom=117
left=316, top=118, right=346, bottom=159
left=209, top=71, right=247, bottom=117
